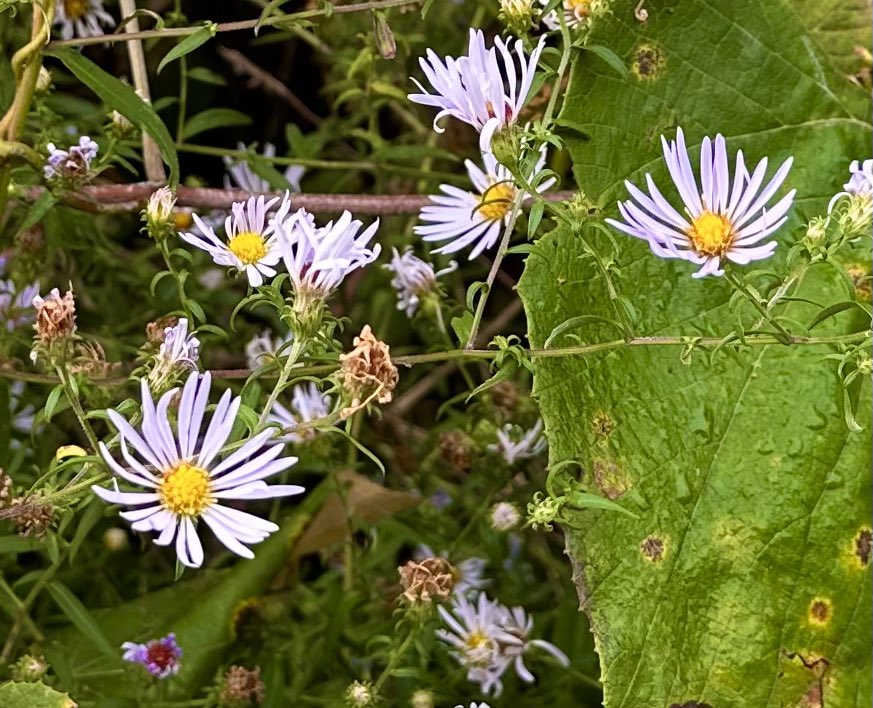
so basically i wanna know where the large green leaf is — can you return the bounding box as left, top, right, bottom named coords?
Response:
left=0, top=682, right=76, bottom=708
left=519, top=1, right=872, bottom=706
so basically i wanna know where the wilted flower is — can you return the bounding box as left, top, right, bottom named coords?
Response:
left=416, top=149, right=553, bottom=260
left=181, top=195, right=285, bottom=287
left=92, top=372, right=304, bottom=568
left=9, top=654, right=48, bottom=682
left=269, top=383, right=333, bottom=443
left=30, top=287, right=77, bottom=365
left=416, top=545, right=488, bottom=598
left=488, top=420, right=546, bottom=464
left=398, top=557, right=456, bottom=603
left=44, top=136, right=98, bottom=182
left=147, top=318, right=200, bottom=392
left=383, top=247, right=457, bottom=317
left=606, top=128, right=795, bottom=277
left=338, top=325, right=398, bottom=416
left=53, top=0, right=115, bottom=40
left=5, top=494, right=55, bottom=538
left=409, top=29, right=546, bottom=150
left=276, top=207, right=381, bottom=315
left=143, top=187, right=177, bottom=240
left=489, top=501, right=521, bottom=531
left=219, top=665, right=266, bottom=707
left=225, top=142, right=305, bottom=193
left=245, top=330, right=291, bottom=370
left=122, top=633, right=182, bottom=678
left=439, top=430, right=475, bottom=473
left=345, top=680, right=376, bottom=707
left=828, top=159, right=873, bottom=237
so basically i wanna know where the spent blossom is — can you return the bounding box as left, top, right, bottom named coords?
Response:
left=122, top=633, right=182, bottom=678
left=44, top=136, right=98, bottom=182
left=337, top=325, right=398, bottom=416
left=606, top=127, right=796, bottom=278
left=53, top=0, right=115, bottom=40
left=269, top=382, right=333, bottom=443
left=409, top=29, right=546, bottom=150
left=383, top=247, right=457, bottom=317
left=489, top=419, right=546, bottom=464
left=92, top=371, right=304, bottom=568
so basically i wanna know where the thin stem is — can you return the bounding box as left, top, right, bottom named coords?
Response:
left=372, top=626, right=417, bottom=693
left=257, top=336, right=306, bottom=427
left=542, top=4, right=573, bottom=128
left=55, top=366, right=101, bottom=454
left=1, top=553, right=63, bottom=662
left=723, top=269, right=793, bottom=340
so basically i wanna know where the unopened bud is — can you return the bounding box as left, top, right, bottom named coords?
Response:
left=526, top=491, right=561, bottom=531
left=103, top=527, right=130, bottom=552
left=499, top=0, right=537, bottom=35
left=36, top=67, right=53, bottom=93
left=804, top=216, right=828, bottom=246
left=372, top=10, right=396, bottom=60
left=10, top=654, right=48, bottom=682
left=488, top=123, right=524, bottom=169
left=143, top=187, right=177, bottom=241
left=345, top=681, right=376, bottom=707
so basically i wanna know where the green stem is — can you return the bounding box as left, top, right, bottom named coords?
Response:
left=55, top=366, right=101, bottom=454
left=723, top=269, right=793, bottom=340
left=257, top=337, right=306, bottom=427
left=372, top=627, right=417, bottom=693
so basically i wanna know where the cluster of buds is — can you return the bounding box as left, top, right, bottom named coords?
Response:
left=30, top=287, right=77, bottom=366
left=398, top=556, right=456, bottom=604
left=337, top=325, right=398, bottom=419
left=142, top=187, right=178, bottom=242
left=218, top=665, right=266, bottom=707
left=526, top=492, right=561, bottom=531
left=499, top=0, right=539, bottom=36
left=9, top=654, right=48, bottom=682
left=43, top=136, right=98, bottom=187
left=2, top=492, right=55, bottom=538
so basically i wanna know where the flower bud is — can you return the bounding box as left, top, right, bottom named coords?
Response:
left=411, top=690, right=435, bottom=708
left=499, top=0, right=537, bottom=35
left=488, top=123, right=524, bottom=169
left=526, top=492, right=561, bottom=531
left=143, top=187, right=177, bottom=241
left=10, top=654, right=48, bottom=682
left=35, top=67, right=53, bottom=93
left=345, top=681, right=376, bottom=707
left=103, top=527, right=130, bottom=552
left=372, top=10, right=396, bottom=60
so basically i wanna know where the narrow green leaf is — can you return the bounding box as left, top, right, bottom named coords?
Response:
left=585, top=44, right=630, bottom=80
left=0, top=536, right=42, bottom=554
left=68, top=497, right=104, bottom=563
left=565, top=491, right=638, bottom=517
left=182, top=108, right=252, bottom=141
left=157, top=24, right=217, bottom=75
left=43, top=384, right=64, bottom=423
left=46, top=581, right=118, bottom=660
left=16, top=191, right=56, bottom=235
left=808, top=300, right=871, bottom=330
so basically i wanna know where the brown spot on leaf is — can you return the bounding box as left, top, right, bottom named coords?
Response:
left=641, top=535, right=665, bottom=562
left=591, top=411, right=615, bottom=439
left=854, top=527, right=871, bottom=566
left=808, top=598, right=831, bottom=626
left=669, top=702, right=713, bottom=708
left=591, top=456, right=631, bottom=500
left=631, top=43, right=666, bottom=81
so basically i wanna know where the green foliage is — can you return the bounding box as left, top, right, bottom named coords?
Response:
left=0, top=682, right=75, bottom=708
left=519, top=1, right=872, bottom=706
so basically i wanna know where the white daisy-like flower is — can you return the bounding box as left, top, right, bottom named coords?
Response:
left=276, top=207, right=381, bottom=305
left=498, top=605, right=570, bottom=684
left=92, top=371, right=304, bottom=568
left=44, top=136, right=98, bottom=181
left=828, top=159, right=873, bottom=216
left=489, top=501, right=521, bottom=531
left=245, top=330, right=292, bottom=370
left=438, top=593, right=514, bottom=669
left=488, top=419, right=546, bottom=465
left=181, top=195, right=285, bottom=287
left=416, top=149, right=553, bottom=259
left=224, top=142, right=305, bottom=194
left=539, top=0, right=594, bottom=29
left=53, top=0, right=115, bottom=40
left=606, top=127, right=796, bottom=278
left=383, top=247, right=457, bottom=317
left=269, top=383, right=333, bottom=443
left=409, top=29, right=546, bottom=149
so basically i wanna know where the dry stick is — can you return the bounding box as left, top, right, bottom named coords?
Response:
left=118, top=0, right=166, bottom=182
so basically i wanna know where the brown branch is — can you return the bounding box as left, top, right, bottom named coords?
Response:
left=23, top=183, right=577, bottom=215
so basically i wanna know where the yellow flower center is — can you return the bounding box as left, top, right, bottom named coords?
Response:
left=159, top=462, right=212, bottom=516
left=477, top=182, right=516, bottom=222
left=465, top=631, right=492, bottom=650
left=228, top=231, right=268, bottom=265
left=567, top=0, right=591, bottom=14
left=687, top=211, right=734, bottom=256
left=172, top=211, right=193, bottom=231
left=63, top=0, right=89, bottom=20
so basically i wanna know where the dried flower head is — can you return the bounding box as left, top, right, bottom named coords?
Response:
left=398, top=557, right=456, bottom=603
left=44, top=137, right=98, bottom=183
left=6, top=494, right=55, bottom=538
left=70, top=341, right=115, bottom=377
left=0, top=469, right=12, bottom=506
left=10, top=653, right=48, bottom=682
left=338, top=325, right=398, bottom=417
left=438, top=430, right=474, bottom=473
left=32, top=287, right=77, bottom=344
left=146, top=315, right=180, bottom=345
left=219, top=665, right=266, bottom=707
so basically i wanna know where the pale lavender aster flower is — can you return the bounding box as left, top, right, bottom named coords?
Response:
left=606, top=127, right=796, bottom=278
left=159, top=318, right=200, bottom=370
left=269, top=383, right=333, bottom=443
left=383, top=247, right=457, bottom=317
left=488, top=419, right=546, bottom=465
left=828, top=159, right=873, bottom=214
left=44, top=136, right=98, bottom=180
left=181, top=195, right=285, bottom=287
left=416, top=149, right=553, bottom=259
left=0, top=279, right=40, bottom=331
left=498, top=605, right=570, bottom=684
left=245, top=330, right=292, bottom=370
left=224, top=142, right=305, bottom=194
left=92, top=371, right=304, bottom=568
left=121, top=633, right=182, bottom=678
left=540, top=0, right=595, bottom=29
left=53, top=0, right=115, bottom=40
left=409, top=29, right=546, bottom=149
left=276, top=207, right=381, bottom=304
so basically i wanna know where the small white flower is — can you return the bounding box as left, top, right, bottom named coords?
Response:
left=44, top=136, right=98, bottom=181
left=276, top=207, right=381, bottom=303
left=455, top=704, right=491, bottom=708
left=416, top=149, right=553, bottom=259
left=383, top=247, right=456, bottom=317
left=606, top=127, right=796, bottom=278
left=92, top=371, right=304, bottom=568
left=245, top=330, right=292, bottom=370
left=498, top=605, right=570, bottom=684
left=146, top=187, right=176, bottom=225
left=270, top=383, right=333, bottom=443
left=53, top=0, right=115, bottom=40
left=409, top=29, right=546, bottom=149
left=157, top=318, right=200, bottom=370
left=827, top=159, right=873, bottom=231
left=224, top=142, right=305, bottom=193
left=489, top=502, right=521, bottom=531
left=488, top=420, right=546, bottom=465
left=181, top=195, right=285, bottom=287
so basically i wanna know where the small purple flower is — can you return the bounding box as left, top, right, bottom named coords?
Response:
left=44, top=136, right=98, bottom=181
left=121, top=633, right=182, bottom=678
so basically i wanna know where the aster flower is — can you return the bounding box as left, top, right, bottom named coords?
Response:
left=488, top=419, right=546, bottom=465
left=0, top=278, right=39, bottom=331
left=92, top=371, right=304, bottom=568
left=53, top=0, right=115, bottom=40
left=540, top=0, right=598, bottom=30
left=143, top=187, right=176, bottom=240
left=497, top=605, right=570, bottom=684
left=827, top=159, right=873, bottom=235
left=181, top=195, right=285, bottom=287
left=225, top=142, right=305, bottom=194
left=245, top=330, right=292, bottom=370
left=383, top=247, right=457, bottom=317
left=606, top=128, right=796, bottom=278
left=276, top=207, right=381, bottom=308
left=147, top=318, right=200, bottom=392
left=409, top=29, right=546, bottom=149
left=121, top=633, right=182, bottom=678
left=416, top=149, right=553, bottom=259
left=43, top=136, right=98, bottom=181
left=269, top=383, right=333, bottom=443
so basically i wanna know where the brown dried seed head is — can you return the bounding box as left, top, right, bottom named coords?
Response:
left=146, top=316, right=180, bottom=345
left=219, top=665, right=266, bottom=706
left=438, top=430, right=474, bottom=473
left=33, top=288, right=76, bottom=343
left=0, top=469, right=12, bottom=507
left=397, top=557, right=455, bottom=603
left=338, top=325, right=398, bottom=415
left=7, top=495, right=55, bottom=538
